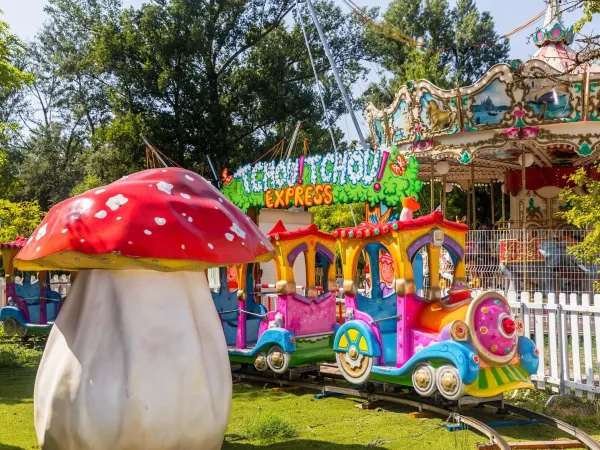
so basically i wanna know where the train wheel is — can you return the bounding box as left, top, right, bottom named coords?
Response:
left=267, top=345, right=290, bottom=374
left=254, top=352, right=268, bottom=372
left=16, top=323, right=27, bottom=337
left=435, top=365, right=465, bottom=401
left=336, top=347, right=373, bottom=385
left=411, top=363, right=437, bottom=397
left=2, top=318, right=17, bottom=337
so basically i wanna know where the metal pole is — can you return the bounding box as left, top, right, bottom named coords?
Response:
left=295, top=3, right=338, bottom=152
left=304, top=0, right=366, bottom=148
left=490, top=181, right=495, bottom=226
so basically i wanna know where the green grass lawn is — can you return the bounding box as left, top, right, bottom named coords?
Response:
left=1, top=364, right=599, bottom=450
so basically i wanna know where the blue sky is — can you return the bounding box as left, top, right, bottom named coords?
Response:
left=2, top=0, right=596, bottom=142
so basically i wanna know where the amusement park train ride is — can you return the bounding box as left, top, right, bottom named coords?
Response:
left=212, top=200, right=540, bottom=402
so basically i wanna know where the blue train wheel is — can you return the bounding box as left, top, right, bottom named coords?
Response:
left=435, top=365, right=465, bottom=401
left=411, top=363, right=437, bottom=397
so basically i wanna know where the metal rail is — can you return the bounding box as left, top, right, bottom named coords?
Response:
left=232, top=370, right=599, bottom=450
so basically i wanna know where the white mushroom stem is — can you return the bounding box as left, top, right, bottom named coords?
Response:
left=34, top=269, right=231, bottom=450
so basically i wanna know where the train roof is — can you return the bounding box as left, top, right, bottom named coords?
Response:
left=266, top=220, right=336, bottom=243
left=1, top=236, right=28, bottom=250
left=333, top=212, right=469, bottom=239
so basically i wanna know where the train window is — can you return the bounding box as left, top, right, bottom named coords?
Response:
left=413, top=245, right=456, bottom=298
left=360, top=244, right=395, bottom=300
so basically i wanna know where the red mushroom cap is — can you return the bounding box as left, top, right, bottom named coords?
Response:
left=15, top=168, right=275, bottom=272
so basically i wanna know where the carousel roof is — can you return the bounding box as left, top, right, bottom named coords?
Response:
left=366, top=0, right=600, bottom=186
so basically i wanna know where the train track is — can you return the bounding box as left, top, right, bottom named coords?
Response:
left=232, top=367, right=600, bottom=450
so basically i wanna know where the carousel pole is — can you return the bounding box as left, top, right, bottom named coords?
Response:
left=521, top=156, right=527, bottom=292
left=490, top=181, right=495, bottom=226
left=442, top=175, right=447, bottom=216
left=501, top=185, right=506, bottom=225
left=430, top=160, right=435, bottom=213
left=466, top=181, right=471, bottom=226
left=471, top=163, right=476, bottom=229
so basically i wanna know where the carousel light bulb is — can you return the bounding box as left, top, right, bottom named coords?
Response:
left=445, top=183, right=454, bottom=193
left=435, top=161, right=450, bottom=175
left=520, top=153, right=534, bottom=168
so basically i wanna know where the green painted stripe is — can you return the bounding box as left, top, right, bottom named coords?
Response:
left=478, top=369, right=489, bottom=390
left=502, top=367, right=515, bottom=382
left=509, top=365, right=525, bottom=381
left=490, top=367, right=505, bottom=386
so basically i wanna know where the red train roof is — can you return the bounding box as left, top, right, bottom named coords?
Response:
left=267, top=220, right=336, bottom=242
left=334, top=212, right=469, bottom=239
left=0, top=236, right=29, bottom=250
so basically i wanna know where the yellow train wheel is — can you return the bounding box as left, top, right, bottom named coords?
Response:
left=336, top=346, right=373, bottom=385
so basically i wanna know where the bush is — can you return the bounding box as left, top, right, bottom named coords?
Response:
left=0, top=326, right=43, bottom=368
left=237, top=415, right=297, bottom=442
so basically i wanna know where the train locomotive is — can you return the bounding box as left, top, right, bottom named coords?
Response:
left=212, top=204, right=539, bottom=401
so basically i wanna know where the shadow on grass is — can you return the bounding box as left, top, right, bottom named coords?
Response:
left=223, top=440, right=371, bottom=449
left=0, top=443, right=27, bottom=450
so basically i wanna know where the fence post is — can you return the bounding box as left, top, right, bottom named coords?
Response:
left=581, top=294, right=594, bottom=395
left=595, top=295, right=600, bottom=389
left=558, top=293, right=569, bottom=394
left=569, top=293, right=583, bottom=397
left=533, top=292, right=545, bottom=389
left=521, top=292, right=531, bottom=339
left=547, top=293, right=559, bottom=391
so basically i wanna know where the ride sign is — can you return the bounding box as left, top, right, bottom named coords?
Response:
left=221, top=147, right=423, bottom=212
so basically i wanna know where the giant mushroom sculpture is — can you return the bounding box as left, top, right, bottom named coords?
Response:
left=15, top=168, right=274, bottom=450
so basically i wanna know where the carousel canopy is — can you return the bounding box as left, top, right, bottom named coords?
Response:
left=366, top=0, right=600, bottom=186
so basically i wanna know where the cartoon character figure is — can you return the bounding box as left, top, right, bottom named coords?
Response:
left=364, top=264, right=372, bottom=296
left=227, top=265, right=238, bottom=292
left=221, top=168, right=233, bottom=186
left=390, top=154, right=407, bottom=177
left=379, top=253, right=395, bottom=297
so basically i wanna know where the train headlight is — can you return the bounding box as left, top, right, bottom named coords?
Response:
left=450, top=320, right=470, bottom=342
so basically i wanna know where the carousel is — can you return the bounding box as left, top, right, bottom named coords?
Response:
left=366, top=0, right=600, bottom=295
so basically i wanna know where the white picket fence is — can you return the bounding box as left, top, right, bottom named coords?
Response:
left=504, top=291, right=600, bottom=398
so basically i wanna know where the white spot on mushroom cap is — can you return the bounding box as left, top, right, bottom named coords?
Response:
left=36, top=247, right=41, bottom=252
left=182, top=213, right=187, bottom=217
left=154, top=217, right=166, bottom=226
left=185, top=175, right=194, bottom=181
left=180, top=193, right=191, bottom=200
left=128, top=241, right=133, bottom=245
left=219, top=198, right=223, bottom=203
left=188, top=217, right=193, bottom=223
left=61, top=228, right=68, bottom=234
left=144, top=230, right=152, bottom=235
left=208, top=243, right=214, bottom=249
left=162, top=169, right=167, bottom=172
left=106, top=194, right=128, bottom=211
left=157, top=181, right=173, bottom=194
left=80, top=239, right=85, bottom=243
left=36, top=223, right=48, bottom=241
left=117, top=217, right=122, bottom=221
left=95, top=189, right=106, bottom=195
left=231, top=223, right=246, bottom=239
left=94, top=210, right=107, bottom=219
left=225, top=233, right=234, bottom=242
left=181, top=244, right=185, bottom=249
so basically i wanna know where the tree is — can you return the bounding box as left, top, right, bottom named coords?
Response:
left=363, top=0, right=509, bottom=101
left=558, top=166, right=600, bottom=288
left=310, top=203, right=365, bottom=232
left=0, top=199, right=45, bottom=242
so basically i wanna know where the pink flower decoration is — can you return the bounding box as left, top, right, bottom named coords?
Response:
left=513, top=109, right=526, bottom=119
left=523, top=127, right=539, bottom=138
left=503, top=128, right=520, bottom=138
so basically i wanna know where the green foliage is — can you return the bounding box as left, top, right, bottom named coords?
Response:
left=0, top=328, right=43, bottom=368
left=577, top=0, right=600, bottom=31
left=559, top=166, right=600, bottom=284
left=236, top=414, right=297, bottom=442
left=0, top=199, right=45, bottom=242
left=310, top=203, right=365, bottom=232
left=363, top=0, right=509, bottom=104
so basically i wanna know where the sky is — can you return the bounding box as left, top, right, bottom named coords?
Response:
left=1, top=0, right=596, bottom=142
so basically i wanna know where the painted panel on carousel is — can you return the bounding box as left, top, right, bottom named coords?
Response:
left=521, top=60, right=582, bottom=123
left=221, top=148, right=423, bottom=212
left=468, top=79, right=512, bottom=127
left=419, top=91, right=453, bottom=133
left=588, top=72, right=600, bottom=122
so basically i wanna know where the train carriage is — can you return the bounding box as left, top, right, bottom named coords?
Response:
left=332, top=211, right=539, bottom=400
left=212, top=220, right=338, bottom=373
